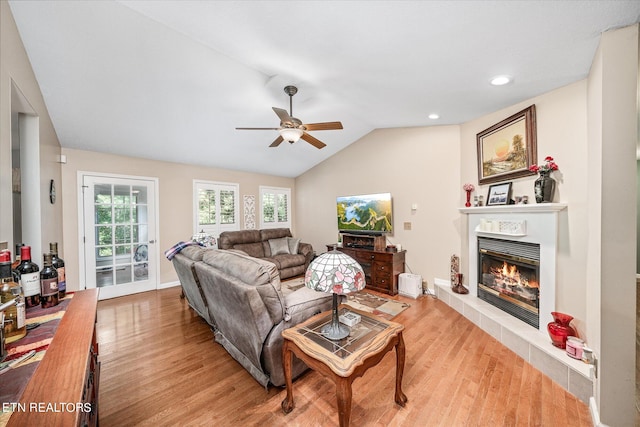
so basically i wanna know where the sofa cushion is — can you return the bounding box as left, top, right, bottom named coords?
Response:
left=272, top=253, right=306, bottom=270
left=260, top=228, right=293, bottom=242
left=178, top=245, right=206, bottom=261
left=269, top=237, right=290, bottom=256
left=232, top=242, right=265, bottom=258
left=202, top=249, right=284, bottom=324
left=218, top=230, right=262, bottom=248
left=287, top=237, right=300, bottom=254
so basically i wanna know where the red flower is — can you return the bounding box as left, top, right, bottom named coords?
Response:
left=530, top=156, right=559, bottom=174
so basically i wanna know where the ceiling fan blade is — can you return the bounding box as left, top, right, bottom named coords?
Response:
left=273, top=107, right=292, bottom=124
left=303, top=121, right=343, bottom=131
left=301, top=132, right=326, bottom=149
left=269, top=135, right=284, bottom=147
left=236, top=127, right=280, bottom=130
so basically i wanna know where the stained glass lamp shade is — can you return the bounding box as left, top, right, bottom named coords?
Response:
left=304, top=249, right=365, bottom=340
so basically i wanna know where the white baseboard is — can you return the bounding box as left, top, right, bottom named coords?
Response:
left=158, top=281, right=180, bottom=290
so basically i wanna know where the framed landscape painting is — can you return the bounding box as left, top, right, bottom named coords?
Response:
left=477, top=105, right=537, bottom=185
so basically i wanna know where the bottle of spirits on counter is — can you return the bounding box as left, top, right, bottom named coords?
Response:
left=50, top=242, right=66, bottom=299
left=15, top=246, right=40, bottom=308
left=11, top=243, right=24, bottom=270
left=40, top=253, right=59, bottom=308
left=0, top=251, right=27, bottom=343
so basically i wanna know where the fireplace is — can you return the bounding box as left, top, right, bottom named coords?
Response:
left=477, top=237, right=540, bottom=328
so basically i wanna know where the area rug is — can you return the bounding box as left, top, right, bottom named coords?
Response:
left=281, top=277, right=409, bottom=320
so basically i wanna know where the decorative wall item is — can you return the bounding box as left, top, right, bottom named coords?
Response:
left=477, top=105, right=537, bottom=184
left=243, top=195, right=256, bottom=229
left=486, top=182, right=512, bottom=206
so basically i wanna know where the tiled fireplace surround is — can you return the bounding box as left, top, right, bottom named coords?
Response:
left=433, top=204, right=594, bottom=403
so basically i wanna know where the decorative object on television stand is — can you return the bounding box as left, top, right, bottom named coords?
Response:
left=304, top=247, right=365, bottom=340
left=547, top=311, right=576, bottom=349
left=529, top=156, right=559, bottom=203
left=463, top=183, right=475, bottom=207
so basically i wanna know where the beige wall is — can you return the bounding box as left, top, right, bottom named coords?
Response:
left=295, top=125, right=462, bottom=288
left=60, top=148, right=295, bottom=291
left=460, top=81, right=590, bottom=332
left=0, top=1, right=62, bottom=259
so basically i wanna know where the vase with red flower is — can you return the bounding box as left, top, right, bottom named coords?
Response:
left=547, top=311, right=576, bottom=349
left=463, top=183, right=475, bottom=207
left=530, top=156, right=559, bottom=203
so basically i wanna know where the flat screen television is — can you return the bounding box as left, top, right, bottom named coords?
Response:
left=336, top=192, right=393, bottom=234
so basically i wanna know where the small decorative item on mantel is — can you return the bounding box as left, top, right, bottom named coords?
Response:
left=529, top=156, right=559, bottom=203
left=547, top=311, right=576, bottom=349
left=463, top=183, right=475, bottom=207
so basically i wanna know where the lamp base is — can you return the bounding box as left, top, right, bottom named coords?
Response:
left=321, top=294, right=350, bottom=341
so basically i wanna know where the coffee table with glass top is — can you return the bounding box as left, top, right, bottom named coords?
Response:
left=281, top=306, right=407, bottom=427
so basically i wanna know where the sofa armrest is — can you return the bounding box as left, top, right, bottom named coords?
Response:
left=283, top=287, right=335, bottom=325
left=298, top=242, right=314, bottom=270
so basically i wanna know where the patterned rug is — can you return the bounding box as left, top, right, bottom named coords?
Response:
left=281, top=277, right=410, bottom=320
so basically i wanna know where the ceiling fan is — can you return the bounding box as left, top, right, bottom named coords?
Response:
left=236, top=85, right=343, bottom=149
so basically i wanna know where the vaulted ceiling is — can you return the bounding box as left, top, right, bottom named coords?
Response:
left=8, top=1, right=640, bottom=177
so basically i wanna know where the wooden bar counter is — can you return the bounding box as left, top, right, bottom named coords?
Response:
left=6, top=289, right=99, bottom=427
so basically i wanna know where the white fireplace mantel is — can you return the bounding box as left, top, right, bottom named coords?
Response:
left=434, top=202, right=593, bottom=403
left=459, top=202, right=568, bottom=214
left=459, top=202, right=567, bottom=331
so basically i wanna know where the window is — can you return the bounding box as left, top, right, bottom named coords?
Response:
left=260, top=186, right=291, bottom=229
left=194, top=181, right=239, bottom=237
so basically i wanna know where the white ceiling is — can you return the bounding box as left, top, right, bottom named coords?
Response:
left=8, top=1, right=640, bottom=178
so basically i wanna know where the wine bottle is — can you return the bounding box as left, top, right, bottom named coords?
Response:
left=0, top=251, right=27, bottom=343
left=49, top=242, right=66, bottom=299
left=15, top=246, right=40, bottom=308
left=11, top=243, right=24, bottom=270
left=40, top=253, right=59, bottom=308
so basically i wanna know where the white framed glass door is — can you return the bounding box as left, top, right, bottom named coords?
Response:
left=80, top=174, right=158, bottom=300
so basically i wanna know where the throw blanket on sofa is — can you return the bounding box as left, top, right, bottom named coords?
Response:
left=164, top=241, right=202, bottom=260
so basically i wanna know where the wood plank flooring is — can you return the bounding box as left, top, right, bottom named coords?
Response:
left=96, top=286, right=592, bottom=426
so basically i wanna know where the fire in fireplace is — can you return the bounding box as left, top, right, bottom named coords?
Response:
left=477, top=237, right=540, bottom=328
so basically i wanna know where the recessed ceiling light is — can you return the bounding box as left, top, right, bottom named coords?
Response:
left=490, top=75, right=512, bottom=86
left=428, top=113, right=439, bottom=120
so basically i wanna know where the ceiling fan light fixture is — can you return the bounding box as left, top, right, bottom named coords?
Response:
left=279, top=128, right=303, bottom=142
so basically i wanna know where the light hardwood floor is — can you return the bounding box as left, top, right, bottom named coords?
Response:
left=97, top=286, right=592, bottom=426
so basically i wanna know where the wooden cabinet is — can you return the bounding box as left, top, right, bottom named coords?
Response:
left=327, top=241, right=405, bottom=296
left=7, top=289, right=99, bottom=427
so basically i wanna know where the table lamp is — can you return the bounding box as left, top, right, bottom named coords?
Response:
left=304, top=248, right=365, bottom=340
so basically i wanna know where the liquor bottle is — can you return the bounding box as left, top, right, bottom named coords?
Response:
left=11, top=243, right=24, bottom=270
left=50, top=242, right=66, bottom=299
left=40, top=253, right=59, bottom=308
left=0, top=251, right=27, bottom=343
left=15, top=246, right=40, bottom=308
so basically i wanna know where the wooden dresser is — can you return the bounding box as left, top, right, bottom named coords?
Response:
left=327, top=237, right=405, bottom=295
left=7, top=288, right=99, bottom=427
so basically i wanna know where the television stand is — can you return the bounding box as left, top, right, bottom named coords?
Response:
left=328, top=234, right=405, bottom=295
left=340, top=234, right=386, bottom=252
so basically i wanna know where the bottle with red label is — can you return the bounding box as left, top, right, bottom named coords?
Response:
left=50, top=242, right=66, bottom=299
left=0, top=250, right=27, bottom=343
left=14, top=246, right=40, bottom=308
left=40, top=253, right=59, bottom=308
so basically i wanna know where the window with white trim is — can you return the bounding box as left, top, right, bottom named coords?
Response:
left=194, top=180, right=240, bottom=237
left=260, top=186, right=291, bottom=229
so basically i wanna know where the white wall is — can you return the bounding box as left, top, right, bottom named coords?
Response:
left=295, top=125, right=462, bottom=289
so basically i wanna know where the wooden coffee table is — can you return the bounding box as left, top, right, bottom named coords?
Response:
left=281, top=306, right=407, bottom=427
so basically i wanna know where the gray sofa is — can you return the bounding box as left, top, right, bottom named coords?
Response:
left=217, top=228, right=313, bottom=280
left=171, top=245, right=333, bottom=387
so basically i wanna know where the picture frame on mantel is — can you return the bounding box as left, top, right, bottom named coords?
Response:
left=476, top=105, right=537, bottom=185
left=486, top=182, right=512, bottom=206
